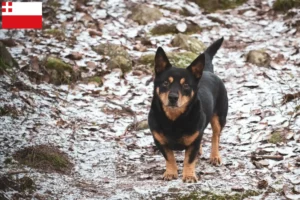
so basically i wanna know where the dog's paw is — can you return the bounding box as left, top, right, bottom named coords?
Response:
left=209, top=155, right=222, bottom=166
left=163, top=171, right=178, bottom=181
left=182, top=174, right=198, bottom=183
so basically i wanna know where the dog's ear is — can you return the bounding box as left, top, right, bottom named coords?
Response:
left=187, top=53, right=205, bottom=81
left=155, top=47, right=171, bottom=75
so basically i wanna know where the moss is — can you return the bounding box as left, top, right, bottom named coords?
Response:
left=190, top=0, right=248, bottom=12
left=93, top=43, right=132, bottom=74
left=178, top=190, right=260, bottom=200
left=139, top=51, right=197, bottom=69
left=171, top=34, right=206, bottom=53
left=4, top=158, right=12, bottom=164
left=88, top=76, right=102, bottom=84
left=44, top=28, right=65, bottom=40
left=108, top=56, right=132, bottom=74
left=296, top=104, right=300, bottom=111
left=0, top=41, right=19, bottom=73
left=19, top=176, right=35, bottom=192
left=44, top=57, right=77, bottom=85
left=13, top=145, right=73, bottom=174
left=269, top=132, right=284, bottom=144
left=273, top=0, right=300, bottom=11
left=130, top=4, right=163, bottom=25
left=151, top=23, right=201, bottom=35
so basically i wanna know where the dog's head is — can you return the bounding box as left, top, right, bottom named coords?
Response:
left=153, top=47, right=205, bottom=120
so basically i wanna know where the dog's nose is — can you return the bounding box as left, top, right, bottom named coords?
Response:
left=168, top=93, right=179, bottom=104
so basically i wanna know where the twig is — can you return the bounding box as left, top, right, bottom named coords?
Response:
left=247, top=154, right=284, bottom=161
left=7, top=170, right=30, bottom=175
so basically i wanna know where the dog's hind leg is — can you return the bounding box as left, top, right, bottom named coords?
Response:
left=209, top=114, right=222, bottom=166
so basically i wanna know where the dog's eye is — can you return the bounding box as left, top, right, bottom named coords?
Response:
left=162, top=81, right=169, bottom=87
left=182, top=83, right=190, bottom=90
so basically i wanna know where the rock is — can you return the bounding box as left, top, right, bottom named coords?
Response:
left=151, top=23, right=201, bottom=35
left=257, top=180, right=268, bottom=189
left=294, top=185, right=300, bottom=194
left=190, top=0, right=248, bottom=12
left=130, top=4, right=163, bottom=25
left=231, top=186, right=245, bottom=192
left=93, top=43, right=132, bottom=74
left=246, top=50, right=271, bottom=67
left=136, top=120, right=149, bottom=131
left=108, top=56, right=132, bottom=74
left=87, top=76, right=103, bottom=87
left=273, top=0, right=300, bottom=12
left=65, top=52, right=83, bottom=60
left=176, top=22, right=187, bottom=32
left=44, top=56, right=80, bottom=85
left=0, top=41, right=19, bottom=74
left=171, top=34, right=206, bottom=54
left=92, top=43, right=130, bottom=58
left=139, top=51, right=197, bottom=69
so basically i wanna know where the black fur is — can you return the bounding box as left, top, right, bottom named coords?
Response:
left=148, top=37, right=228, bottom=179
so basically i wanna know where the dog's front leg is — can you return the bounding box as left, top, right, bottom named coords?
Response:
left=153, top=131, right=178, bottom=180
left=162, top=146, right=178, bottom=180
left=182, top=141, right=200, bottom=183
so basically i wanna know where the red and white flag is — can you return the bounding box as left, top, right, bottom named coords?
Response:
left=2, top=2, right=42, bottom=29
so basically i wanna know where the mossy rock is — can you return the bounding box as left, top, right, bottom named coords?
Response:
left=273, top=0, right=300, bottom=11
left=19, top=176, right=35, bottom=192
left=93, top=43, right=132, bottom=74
left=151, top=23, right=201, bottom=35
left=108, top=55, right=132, bottom=74
left=171, top=34, right=206, bottom=54
left=269, top=132, right=284, bottom=144
left=130, top=4, right=163, bottom=25
left=44, top=57, right=79, bottom=85
left=13, top=145, right=73, bottom=174
left=139, top=51, right=198, bottom=69
left=44, top=28, right=65, bottom=40
left=246, top=50, right=271, bottom=67
left=178, top=190, right=260, bottom=200
left=0, top=41, right=19, bottom=74
left=87, top=76, right=103, bottom=86
left=190, top=0, right=248, bottom=12
left=92, top=43, right=130, bottom=58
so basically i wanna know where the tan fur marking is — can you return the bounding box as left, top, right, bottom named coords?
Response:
left=163, top=148, right=178, bottom=180
left=162, top=105, right=186, bottom=121
left=153, top=131, right=168, bottom=145
left=162, top=91, right=194, bottom=121
left=182, top=146, right=198, bottom=182
left=181, top=131, right=199, bottom=146
left=180, top=78, right=185, bottom=85
left=199, top=143, right=203, bottom=155
left=157, top=87, right=169, bottom=107
left=210, top=114, right=222, bottom=165
left=168, top=77, right=174, bottom=83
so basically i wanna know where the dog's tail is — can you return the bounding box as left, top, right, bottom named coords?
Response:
left=203, top=37, right=224, bottom=73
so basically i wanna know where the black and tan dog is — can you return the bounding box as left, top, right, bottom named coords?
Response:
left=148, top=37, right=228, bottom=183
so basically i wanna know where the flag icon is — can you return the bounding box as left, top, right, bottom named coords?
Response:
left=2, top=2, right=42, bottom=29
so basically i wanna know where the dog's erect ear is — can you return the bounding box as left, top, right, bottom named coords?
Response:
left=187, top=53, right=205, bottom=81
left=155, top=47, right=171, bottom=75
